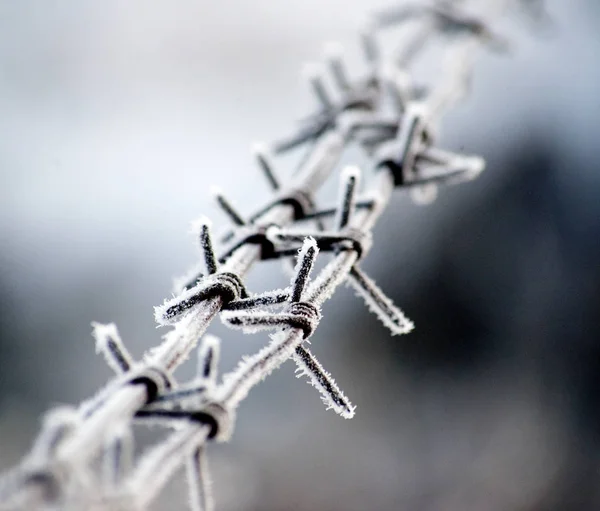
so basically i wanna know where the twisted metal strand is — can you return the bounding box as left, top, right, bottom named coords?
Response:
left=0, top=2, right=543, bottom=509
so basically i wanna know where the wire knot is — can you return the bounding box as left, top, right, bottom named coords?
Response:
left=127, top=366, right=174, bottom=405
left=155, top=272, right=248, bottom=326
left=285, top=301, right=321, bottom=338
left=135, top=401, right=234, bottom=442
left=218, top=224, right=280, bottom=263
left=251, top=188, right=315, bottom=222
left=333, top=228, right=373, bottom=260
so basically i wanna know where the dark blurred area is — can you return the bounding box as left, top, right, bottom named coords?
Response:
left=1, top=0, right=600, bottom=509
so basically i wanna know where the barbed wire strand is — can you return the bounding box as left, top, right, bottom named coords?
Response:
left=0, top=0, right=549, bottom=509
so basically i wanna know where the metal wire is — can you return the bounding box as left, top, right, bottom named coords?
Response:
left=0, top=1, right=547, bottom=509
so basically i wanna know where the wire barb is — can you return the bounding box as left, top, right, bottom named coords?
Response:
left=193, top=218, right=219, bottom=275
left=252, top=143, right=281, bottom=191
left=335, top=166, right=361, bottom=231
left=294, top=345, right=355, bottom=419
left=92, top=322, right=134, bottom=374
left=347, top=265, right=414, bottom=335
left=210, top=187, right=246, bottom=227
left=197, top=334, right=220, bottom=385
left=290, top=238, right=319, bottom=302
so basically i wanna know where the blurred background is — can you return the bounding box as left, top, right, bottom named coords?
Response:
left=1, top=0, right=600, bottom=509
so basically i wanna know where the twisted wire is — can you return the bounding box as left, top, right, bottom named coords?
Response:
left=0, top=1, right=547, bottom=509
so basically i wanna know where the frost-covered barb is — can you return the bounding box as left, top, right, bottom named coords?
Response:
left=0, top=1, right=548, bottom=509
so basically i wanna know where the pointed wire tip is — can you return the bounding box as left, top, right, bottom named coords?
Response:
left=295, top=236, right=319, bottom=274
left=341, top=165, right=361, bottom=183
left=300, top=236, right=319, bottom=257
left=153, top=304, right=168, bottom=326
left=343, top=406, right=356, bottom=419
left=190, top=216, right=213, bottom=235
left=324, top=394, right=356, bottom=419
left=199, top=334, right=221, bottom=362
left=208, top=185, right=223, bottom=198
left=250, top=141, right=269, bottom=156
left=200, top=333, right=221, bottom=351
left=406, top=101, right=429, bottom=119
left=251, top=143, right=272, bottom=166
left=252, top=142, right=278, bottom=162
left=347, top=267, right=415, bottom=335
left=154, top=296, right=187, bottom=326
left=91, top=322, right=118, bottom=353
left=464, top=155, right=486, bottom=179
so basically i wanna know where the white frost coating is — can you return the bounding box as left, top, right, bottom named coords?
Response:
left=293, top=346, right=355, bottom=419
left=187, top=447, right=213, bottom=511
left=219, top=329, right=305, bottom=408
left=151, top=297, right=222, bottom=370
left=250, top=141, right=269, bottom=159
left=190, top=215, right=213, bottom=240
left=347, top=266, right=414, bottom=335
left=462, top=155, right=486, bottom=180
left=220, top=309, right=291, bottom=335
left=155, top=271, right=239, bottom=327
left=91, top=322, right=134, bottom=374
left=154, top=284, right=202, bottom=326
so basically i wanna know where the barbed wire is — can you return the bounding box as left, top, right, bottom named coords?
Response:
left=0, top=1, right=549, bottom=509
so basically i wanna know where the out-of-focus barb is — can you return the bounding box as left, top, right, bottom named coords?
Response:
left=92, top=322, right=135, bottom=375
